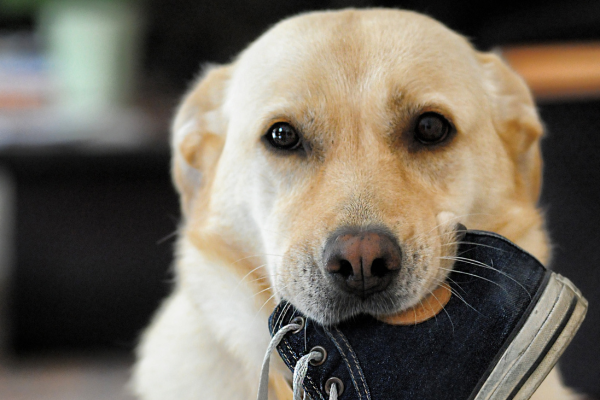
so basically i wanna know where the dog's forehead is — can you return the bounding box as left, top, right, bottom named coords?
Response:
left=225, top=9, right=486, bottom=122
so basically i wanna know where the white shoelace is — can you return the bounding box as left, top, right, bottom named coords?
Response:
left=257, top=320, right=339, bottom=400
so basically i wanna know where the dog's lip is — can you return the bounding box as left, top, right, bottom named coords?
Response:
left=376, top=283, right=452, bottom=325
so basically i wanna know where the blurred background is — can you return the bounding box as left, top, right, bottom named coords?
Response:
left=0, top=0, right=598, bottom=399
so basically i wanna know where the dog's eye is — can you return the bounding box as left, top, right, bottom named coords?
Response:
left=414, top=113, right=451, bottom=144
left=265, top=122, right=301, bottom=150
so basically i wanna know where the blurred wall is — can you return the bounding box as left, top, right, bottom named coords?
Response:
left=142, top=0, right=600, bottom=90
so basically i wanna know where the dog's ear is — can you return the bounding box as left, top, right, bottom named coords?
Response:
left=479, top=53, right=544, bottom=202
left=172, top=65, right=232, bottom=215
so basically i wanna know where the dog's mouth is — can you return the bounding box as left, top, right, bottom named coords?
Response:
left=279, top=264, right=445, bottom=326
left=274, top=221, right=466, bottom=326
left=377, top=282, right=453, bottom=325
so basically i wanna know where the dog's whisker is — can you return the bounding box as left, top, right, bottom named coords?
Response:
left=156, top=229, right=180, bottom=245
left=438, top=266, right=511, bottom=295
left=250, top=285, right=274, bottom=299
left=246, top=275, right=277, bottom=285
left=448, top=287, right=486, bottom=318
left=244, top=275, right=285, bottom=288
left=429, top=288, right=455, bottom=334
left=420, top=297, right=436, bottom=325
left=255, top=285, right=290, bottom=319
left=440, top=256, right=531, bottom=298
left=230, top=253, right=284, bottom=267
left=413, top=304, right=418, bottom=325
left=444, top=276, right=467, bottom=295
left=273, top=301, right=293, bottom=331
left=232, top=264, right=285, bottom=291
left=433, top=276, right=485, bottom=317
left=254, top=295, right=278, bottom=320
left=377, top=293, right=397, bottom=318
left=442, top=241, right=506, bottom=254
left=249, top=279, right=289, bottom=300
left=418, top=217, right=461, bottom=238
left=233, top=263, right=269, bottom=291
left=387, top=294, right=397, bottom=313
left=228, top=253, right=286, bottom=290
left=451, top=245, right=509, bottom=260
left=304, top=312, right=309, bottom=352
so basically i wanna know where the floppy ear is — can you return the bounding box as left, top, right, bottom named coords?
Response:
left=172, top=65, right=232, bottom=215
left=479, top=53, right=544, bottom=203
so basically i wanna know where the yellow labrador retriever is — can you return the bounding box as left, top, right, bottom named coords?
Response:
left=133, top=9, right=579, bottom=400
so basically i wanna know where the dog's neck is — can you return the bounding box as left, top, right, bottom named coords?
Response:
left=175, top=236, right=287, bottom=382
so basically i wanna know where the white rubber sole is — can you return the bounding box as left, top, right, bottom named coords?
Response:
left=473, top=273, right=588, bottom=400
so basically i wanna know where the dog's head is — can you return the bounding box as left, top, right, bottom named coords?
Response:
left=172, top=9, right=546, bottom=325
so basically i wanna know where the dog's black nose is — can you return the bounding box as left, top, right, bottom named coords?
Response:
left=324, top=228, right=402, bottom=297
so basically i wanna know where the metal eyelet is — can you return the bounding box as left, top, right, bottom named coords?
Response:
left=291, top=316, right=305, bottom=333
left=309, top=346, right=327, bottom=366
left=325, top=377, right=344, bottom=396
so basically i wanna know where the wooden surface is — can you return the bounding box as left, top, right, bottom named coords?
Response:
left=503, top=43, right=600, bottom=100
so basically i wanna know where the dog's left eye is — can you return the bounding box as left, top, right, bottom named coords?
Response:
left=265, top=122, right=302, bottom=151
left=414, top=113, right=451, bottom=144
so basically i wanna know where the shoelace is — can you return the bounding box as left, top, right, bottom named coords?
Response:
left=257, top=319, right=339, bottom=400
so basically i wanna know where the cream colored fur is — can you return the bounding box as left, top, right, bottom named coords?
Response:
left=132, top=9, right=580, bottom=400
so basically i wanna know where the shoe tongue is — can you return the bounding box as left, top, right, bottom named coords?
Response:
left=377, top=283, right=452, bottom=325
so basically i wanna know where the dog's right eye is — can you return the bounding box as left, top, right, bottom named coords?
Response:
left=264, top=122, right=302, bottom=151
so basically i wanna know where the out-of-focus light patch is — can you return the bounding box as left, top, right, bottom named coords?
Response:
left=0, top=33, right=53, bottom=109
left=39, top=1, right=144, bottom=114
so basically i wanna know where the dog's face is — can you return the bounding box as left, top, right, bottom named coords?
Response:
left=173, top=10, right=546, bottom=325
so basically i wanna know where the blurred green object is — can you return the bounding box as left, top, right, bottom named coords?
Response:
left=39, top=0, right=144, bottom=116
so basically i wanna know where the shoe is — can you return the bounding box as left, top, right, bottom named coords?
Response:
left=259, top=230, right=588, bottom=400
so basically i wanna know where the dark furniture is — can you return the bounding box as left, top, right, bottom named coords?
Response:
left=3, top=145, right=178, bottom=352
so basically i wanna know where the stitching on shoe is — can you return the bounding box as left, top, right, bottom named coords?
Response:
left=334, top=326, right=371, bottom=399
left=326, top=328, right=365, bottom=400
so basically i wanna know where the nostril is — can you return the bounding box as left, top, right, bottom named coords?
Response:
left=338, top=259, right=353, bottom=278
left=371, top=258, right=388, bottom=277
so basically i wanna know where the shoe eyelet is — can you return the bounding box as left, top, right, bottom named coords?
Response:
left=291, top=316, right=305, bottom=333
left=309, top=346, right=327, bottom=366
left=325, top=377, right=344, bottom=396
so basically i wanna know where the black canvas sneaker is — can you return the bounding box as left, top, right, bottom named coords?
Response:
left=259, top=230, right=587, bottom=400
